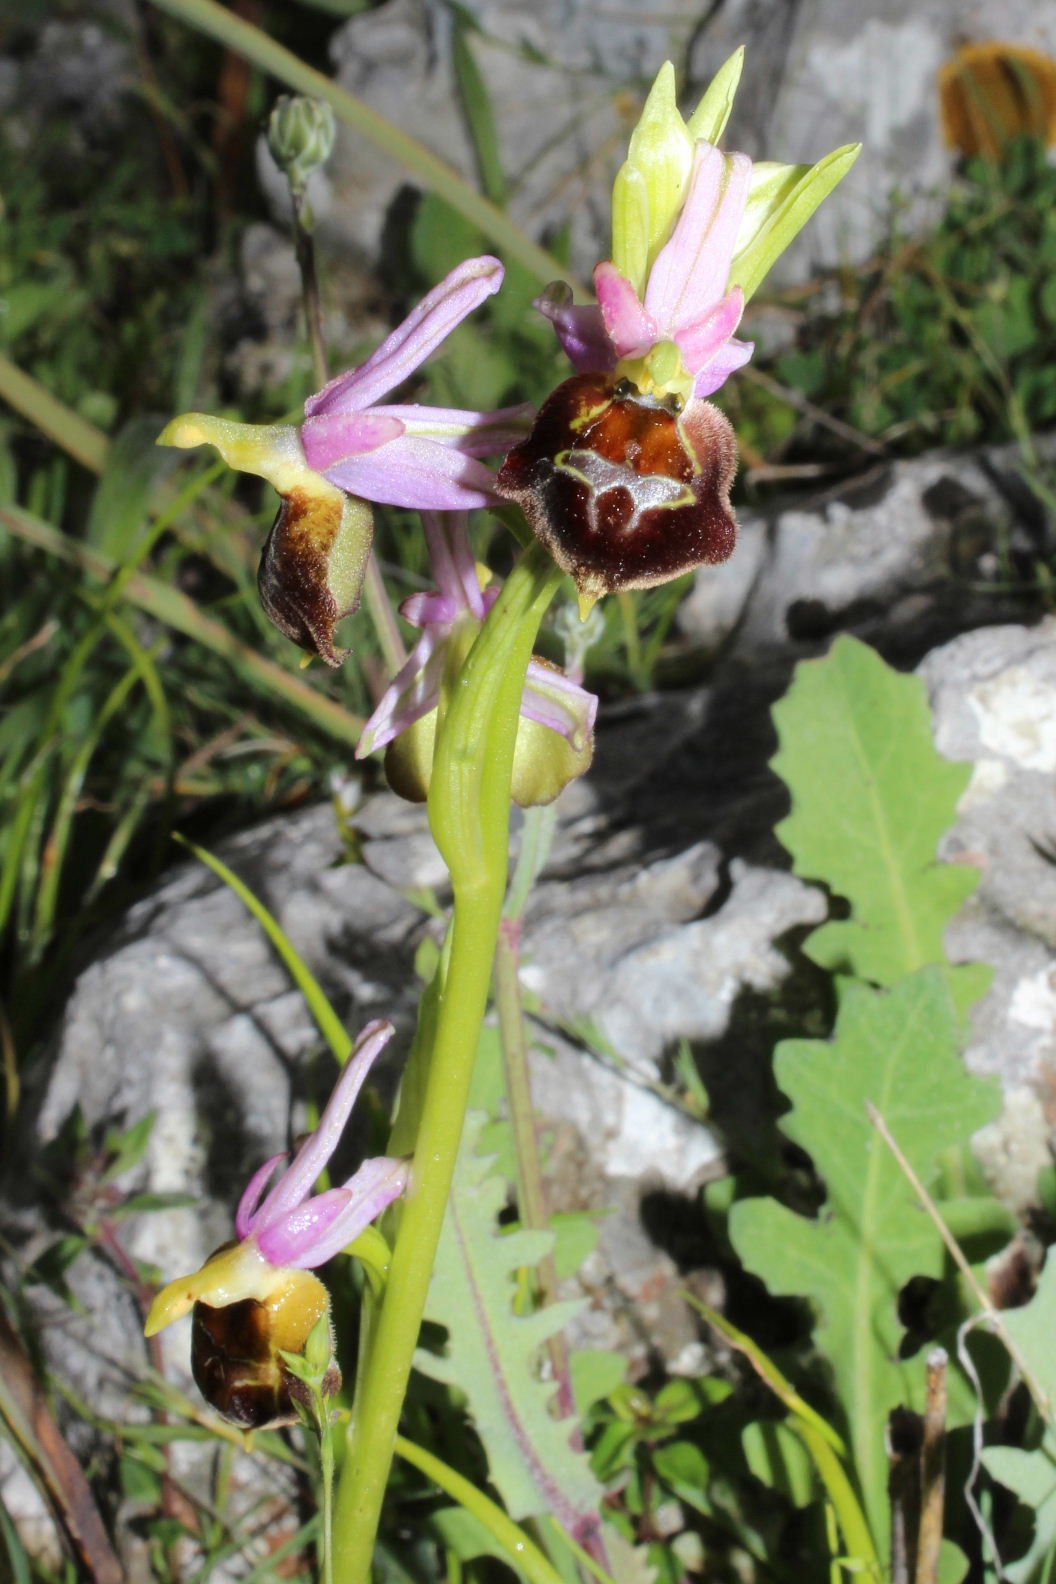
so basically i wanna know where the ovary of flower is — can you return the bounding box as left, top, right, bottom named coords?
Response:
left=144, top=1020, right=407, bottom=1337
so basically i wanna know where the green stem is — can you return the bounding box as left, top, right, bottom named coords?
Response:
left=394, top=1435, right=566, bottom=1584
left=494, top=914, right=575, bottom=1419
left=0, top=352, right=109, bottom=473
left=290, top=191, right=330, bottom=394
left=145, top=0, right=588, bottom=297
left=332, top=543, right=561, bottom=1583
left=319, top=1397, right=336, bottom=1584
left=361, top=548, right=408, bottom=678
left=287, top=185, right=407, bottom=681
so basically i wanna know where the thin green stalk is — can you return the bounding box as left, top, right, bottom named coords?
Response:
left=286, top=186, right=407, bottom=679
left=494, top=913, right=575, bottom=1419
left=290, top=190, right=331, bottom=395
left=319, top=1398, right=336, bottom=1584
left=1, top=506, right=364, bottom=747
left=0, top=352, right=109, bottom=473
left=332, top=543, right=561, bottom=1584
left=394, top=1435, right=566, bottom=1584
left=146, top=0, right=588, bottom=297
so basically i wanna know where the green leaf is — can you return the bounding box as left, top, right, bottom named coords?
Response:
left=451, top=10, right=507, bottom=208
left=174, top=834, right=352, bottom=1064
left=85, top=416, right=172, bottom=562
left=729, top=969, right=1000, bottom=1558
left=416, top=1113, right=603, bottom=1535
left=653, top=1439, right=710, bottom=1510
left=102, top=1110, right=156, bottom=1182
left=980, top=1256, right=1056, bottom=1584
left=982, top=1442, right=1056, bottom=1583
left=771, top=635, right=989, bottom=1012
left=569, top=1349, right=627, bottom=1414
left=742, top=1418, right=816, bottom=1508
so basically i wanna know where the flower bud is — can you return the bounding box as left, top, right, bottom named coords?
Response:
left=384, top=658, right=594, bottom=807
left=266, top=95, right=337, bottom=192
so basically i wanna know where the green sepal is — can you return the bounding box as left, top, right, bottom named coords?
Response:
left=686, top=45, right=745, bottom=143
left=729, top=143, right=862, bottom=301
left=611, top=62, right=694, bottom=292
left=731, top=145, right=861, bottom=302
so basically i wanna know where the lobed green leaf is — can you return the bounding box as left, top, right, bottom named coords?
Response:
left=771, top=634, right=989, bottom=1013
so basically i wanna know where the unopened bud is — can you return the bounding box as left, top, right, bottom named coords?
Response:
left=267, top=95, right=337, bottom=192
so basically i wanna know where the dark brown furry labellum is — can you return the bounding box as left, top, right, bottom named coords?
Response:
left=496, top=372, right=738, bottom=609
left=191, top=1267, right=340, bottom=1431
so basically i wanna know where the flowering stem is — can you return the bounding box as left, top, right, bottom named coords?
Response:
left=331, top=541, right=561, bottom=1583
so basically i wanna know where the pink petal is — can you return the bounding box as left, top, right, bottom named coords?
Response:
left=356, top=631, right=447, bottom=758
left=644, top=147, right=751, bottom=337
left=257, top=1159, right=410, bottom=1269
left=255, top=1021, right=395, bottom=1227
left=422, top=510, right=486, bottom=616
left=400, top=590, right=460, bottom=628
left=522, top=661, right=598, bottom=749
left=534, top=282, right=616, bottom=373
left=301, top=411, right=405, bottom=473
left=320, top=436, right=503, bottom=510
left=594, top=262, right=658, bottom=359
left=377, top=404, right=533, bottom=456
left=235, top=1153, right=287, bottom=1240
left=674, top=286, right=745, bottom=374
left=305, top=256, right=504, bottom=416
left=691, top=335, right=754, bottom=398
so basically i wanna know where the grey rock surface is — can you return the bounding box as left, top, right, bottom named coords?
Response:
left=314, top=0, right=1056, bottom=282
left=679, top=436, right=1054, bottom=661
left=920, top=619, right=1056, bottom=1191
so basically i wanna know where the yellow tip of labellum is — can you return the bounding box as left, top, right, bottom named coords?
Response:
left=156, top=415, right=210, bottom=450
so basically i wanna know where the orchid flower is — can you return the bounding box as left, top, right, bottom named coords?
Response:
left=145, top=1021, right=407, bottom=1427
left=358, top=512, right=598, bottom=806
left=497, top=55, right=860, bottom=612
left=539, top=142, right=753, bottom=410
left=157, top=257, right=529, bottom=663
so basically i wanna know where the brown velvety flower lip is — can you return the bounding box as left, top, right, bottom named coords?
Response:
left=496, top=372, right=739, bottom=604
left=258, top=487, right=354, bottom=667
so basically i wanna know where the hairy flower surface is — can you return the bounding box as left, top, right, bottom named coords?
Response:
left=158, top=258, right=527, bottom=662
left=498, top=55, right=860, bottom=611
left=358, top=512, right=597, bottom=805
left=145, top=1021, right=407, bottom=1427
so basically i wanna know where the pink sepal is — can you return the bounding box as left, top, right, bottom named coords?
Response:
left=305, top=257, right=504, bottom=416
left=534, top=285, right=616, bottom=373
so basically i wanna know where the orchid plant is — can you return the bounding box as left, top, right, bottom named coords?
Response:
left=148, top=47, right=858, bottom=1584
